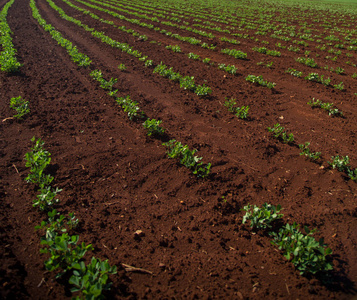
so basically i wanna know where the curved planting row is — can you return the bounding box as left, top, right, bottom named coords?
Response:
left=0, top=0, right=22, bottom=72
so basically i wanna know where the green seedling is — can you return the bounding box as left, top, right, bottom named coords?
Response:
left=246, top=74, right=276, bottom=89
left=285, top=68, right=303, bottom=77
left=224, top=98, right=249, bottom=119
left=142, top=118, right=165, bottom=136
left=163, top=139, right=211, bottom=178
left=267, top=123, right=294, bottom=144
left=271, top=223, right=333, bottom=275
left=10, top=96, right=30, bottom=119
left=118, top=63, right=126, bottom=71
left=187, top=52, right=200, bottom=60
left=299, top=142, right=321, bottom=161
left=24, top=137, right=53, bottom=188
left=308, top=98, right=343, bottom=117
left=69, top=257, right=117, bottom=298
left=242, top=203, right=283, bottom=230
left=116, top=95, right=144, bottom=120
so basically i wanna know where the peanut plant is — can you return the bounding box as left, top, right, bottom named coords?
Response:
left=270, top=223, right=333, bottom=275
left=307, top=98, right=343, bottom=117
left=142, top=118, right=165, bottom=136
left=115, top=95, right=144, bottom=120
left=10, top=96, right=30, bottom=119
left=267, top=123, right=294, bottom=144
left=328, top=155, right=357, bottom=181
left=163, top=139, right=211, bottom=178
left=242, top=204, right=333, bottom=275
left=224, top=98, right=249, bottom=119
left=241, top=203, right=283, bottom=229
left=299, top=142, right=321, bottom=161
left=245, top=74, right=276, bottom=89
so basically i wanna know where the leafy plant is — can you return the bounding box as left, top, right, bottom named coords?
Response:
left=307, top=98, right=343, bottom=117
left=69, top=258, right=117, bottom=299
left=187, top=52, right=200, bottom=60
left=115, top=95, right=144, bottom=120
left=224, top=98, right=249, bottom=119
left=304, top=73, right=331, bottom=86
left=218, top=63, right=237, bottom=75
left=90, top=70, right=117, bottom=91
left=195, top=84, right=212, bottom=97
left=267, top=123, right=294, bottom=144
left=333, top=82, right=344, bottom=91
left=34, top=186, right=62, bottom=211
left=163, top=139, right=211, bottom=178
left=245, top=74, right=276, bottom=89
left=299, top=142, right=321, bottom=161
left=118, top=63, right=126, bottom=71
left=202, top=57, right=211, bottom=64
left=285, top=68, right=303, bottom=77
left=9, top=96, right=30, bottom=119
left=270, top=223, right=333, bottom=275
left=242, top=203, right=283, bottom=229
left=142, top=118, right=165, bottom=136
left=144, top=59, right=153, bottom=67
left=179, top=76, right=196, bottom=91
left=221, top=48, right=247, bottom=60
left=24, top=137, right=53, bottom=188
left=165, top=44, right=181, bottom=52
left=296, top=57, right=318, bottom=68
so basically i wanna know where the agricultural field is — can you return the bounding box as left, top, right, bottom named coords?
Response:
left=1, top=0, right=357, bottom=298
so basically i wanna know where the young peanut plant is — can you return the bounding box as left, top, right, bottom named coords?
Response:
left=267, top=124, right=294, bottom=144
left=10, top=96, right=30, bottom=119
left=24, top=137, right=53, bottom=188
left=270, top=223, right=333, bottom=275
left=241, top=203, right=283, bottom=230
left=163, top=139, right=211, bottom=178
left=224, top=98, right=249, bottom=119
left=307, top=98, right=343, bottom=117
left=142, top=118, right=165, bottom=136
left=246, top=74, right=276, bottom=89
left=299, top=142, right=321, bottom=161
left=328, top=155, right=357, bottom=181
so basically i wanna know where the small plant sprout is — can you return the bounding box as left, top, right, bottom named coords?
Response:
left=270, top=223, right=333, bottom=275
left=118, top=63, right=126, bottom=71
left=163, top=139, right=211, bottom=178
left=10, top=96, right=30, bottom=119
left=245, top=74, right=276, bottom=89
left=187, top=52, right=200, bottom=60
left=224, top=98, right=249, bottom=119
left=285, top=68, right=303, bottom=77
left=115, top=95, right=144, bottom=120
left=307, top=98, right=343, bottom=117
left=267, top=124, right=294, bottom=144
left=333, top=82, right=345, bottom=91
left=142, top=118, right=165, bottom=136
left=299, top=142, right=321, bottom=161
left=327, top=155, right=357, bottom=181
left=24, top=137, right=53, bottom=188
left=242, top=203, right=283, bottom=230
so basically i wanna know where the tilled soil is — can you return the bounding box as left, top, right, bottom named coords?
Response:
left=0, top=0, right=356, bottom=299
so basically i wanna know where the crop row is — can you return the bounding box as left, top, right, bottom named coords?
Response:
left=97, top=0, right=357, bottom=79
left=36, top=0, right=213, bottom=178
left=65, top=0, right=356, bottom=92
left=24, top=136, right=117, bottom=298
left=44, top=0, right=357, bottom=184
left=0, top=0, right=22, bottom=72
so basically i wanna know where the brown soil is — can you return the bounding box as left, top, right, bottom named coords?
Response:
left=1, top=0, right=356, bottom=299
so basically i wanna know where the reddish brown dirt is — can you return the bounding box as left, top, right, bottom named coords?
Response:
left=0, top=0, right=356, bottom=299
